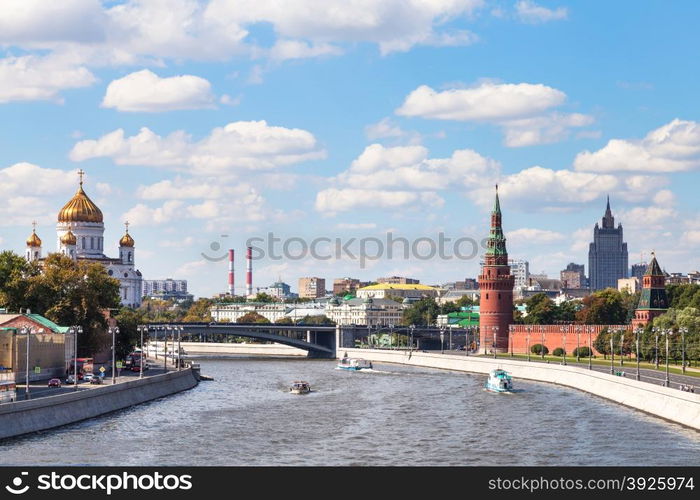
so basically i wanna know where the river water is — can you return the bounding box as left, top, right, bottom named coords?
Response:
left=1, top=358, right=698, bottom=466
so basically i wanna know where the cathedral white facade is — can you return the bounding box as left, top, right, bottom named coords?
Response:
left=25, top=171, right=143, bottom=308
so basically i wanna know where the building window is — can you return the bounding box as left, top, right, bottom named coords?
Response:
left=82, top=237, right=86, bottom=249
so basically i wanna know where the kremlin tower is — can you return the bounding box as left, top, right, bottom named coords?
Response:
left=478, top=186, right=515, bottom=353
left=631, top=252, right=668, bottom=329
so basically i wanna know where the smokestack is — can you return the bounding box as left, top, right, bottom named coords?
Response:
left=246, top=246, right=253, bottom=296
left=228, top=249, right=234, bottom=295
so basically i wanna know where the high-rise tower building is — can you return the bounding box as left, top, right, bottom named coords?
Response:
left=588, top=197, right=628, bottom=290
left=631, top=253, right=669, bottom=329
left=478, top=187, right=514, bottom=353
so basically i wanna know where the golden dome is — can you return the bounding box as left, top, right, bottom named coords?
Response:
left=26, top=229, right=42, bottom=247
left=60, top=230, right=77, bottom=246
left=58, top=173, right=103, bottom=223
left=119, top=221, right=134, bottom=247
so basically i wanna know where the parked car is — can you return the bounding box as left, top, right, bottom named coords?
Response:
left=131, top=362, right=149, bottom=372
left=48, top=378, right=61, bottom=388
left=89, top=376, right=103, bottom=385
left=66, top=374, right=77, bottom=384
left=82, top=373, right=95, bottom=382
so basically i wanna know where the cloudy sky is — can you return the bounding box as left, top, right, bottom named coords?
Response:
left=1, top=0, right=699, bottom=297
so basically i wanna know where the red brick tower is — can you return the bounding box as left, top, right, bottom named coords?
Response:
left=631, top=252, right=668, bottom=329
left=478, top=186, right=514, bottom=352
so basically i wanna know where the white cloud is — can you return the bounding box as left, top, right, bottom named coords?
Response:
left=396, top=82, right=592, bottom=146
left=0, top=163, right=77, bottom=197
left=0, top=54, right=96, bottom=103
left=315, top=143, right=499, bottom=213
left=397, top=82, right=566, bottom=121
left=122, top=201, right=184, bottom=225
left=574, top=119, right=700, bottom=173
left=335, top=223, right=378, bottom=230
left=70, top=121, right=325, bottom=175
left=506, top=228, right=565, bottom=244
left=315, top=188, right=443, bottom=214
left=364, top=117, right=422, bottom=144
left=268, top=40, right=343, bottom=61
left=102, top=69, right=216, bottom=112
left=618, top=205, right=677, bottom=228
left=515, top=1, right=568, bottom=24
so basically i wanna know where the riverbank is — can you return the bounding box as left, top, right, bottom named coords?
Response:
left=0, top=368, right=199, bottom=440
left=338, top=348, right=700, bottom=430
left=163, top=341, right=306, bottom=357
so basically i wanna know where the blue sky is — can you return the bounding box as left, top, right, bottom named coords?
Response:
left=1, top=0, right=700, bottom=297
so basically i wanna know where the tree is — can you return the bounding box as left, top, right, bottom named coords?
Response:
left=237, top=311, right=270, bottom=324
left=553, top=347, right=566, bottom=356
left=402, top=297, right=440, bottom=326
left=275, top=316, right=295, bottom=325
left=296, top=315, right=335, bottom=326
left=439, top=301, right=460, bottom=315
left=572, top=346, right=591, bottom=358
left=530, top=343, right=549, bottom=355
left=181, top=298, right=213, bottom=322
left=454, top=295, right=476, bottom=309
left=0, top=251, right=41, bottom=312
left=253, top=293, right=276, bottom=303
left=523, top=293, right=556, bottom=324
left=576, top=288, right=627, bottom=325
left=114, top=308, right=146, bottom=358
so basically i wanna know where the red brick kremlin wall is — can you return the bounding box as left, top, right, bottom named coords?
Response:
left=507, top=325, right=630, bottom=356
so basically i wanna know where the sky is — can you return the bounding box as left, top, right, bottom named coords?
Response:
left=1, top=0, right=700, bottom=298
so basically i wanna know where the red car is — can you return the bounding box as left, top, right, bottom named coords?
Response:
left=48, top=378, right=61, bottom=388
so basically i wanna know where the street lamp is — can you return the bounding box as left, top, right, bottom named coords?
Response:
left=138, top=325, right=145, bottom=379
left=680, top=327, right=688, bottom=374
left=634, top=327, right=641, bottom=381
left=21, top=327, right=31, bottom=400
left=540, top=326, right=545, bottom=361
left=652, top=327, right=660, bottom=369
left=110, top=326, right=119, bottom=384
left=587, top=326, right=593, bottom=370
left=439, top=327, right=445, bottom=354
left=72, top=326, right=82, bottom=391
left=560, top=326, right=567, bottom=365
left=619, top=328, right=625, bottom=367
left=492, top=326, right=499, bottom=359
left=609, top=328, right=615, bottom=375
left=526, top=326, right=531, bottom=362
left=575, top=326, right=582, bottom=363
left=509, top=325, right=514, bottom=357
left=178, top=326, right=183, bottom=371
left=663, top=329, right=672, bottom=387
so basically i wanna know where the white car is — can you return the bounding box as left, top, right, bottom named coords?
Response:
left=82, top=373, right=95, bottom=382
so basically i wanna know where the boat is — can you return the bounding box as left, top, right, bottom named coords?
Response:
left=337, top=357, right=373, bottom=371
left=289, top=381, right=311, bottom=394
left=484, top=369, right=514, bottom=393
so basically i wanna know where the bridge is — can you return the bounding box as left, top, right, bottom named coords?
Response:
left=141, top=323, right=478, bottom=359
left=142, top=323, right=339, bottom=358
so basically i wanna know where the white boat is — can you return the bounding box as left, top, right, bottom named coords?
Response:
left=337, top=357, right=373, bottom=371
left=289, top=381, right=311, bottom=394
left=484, top=369, right=514, bottom=393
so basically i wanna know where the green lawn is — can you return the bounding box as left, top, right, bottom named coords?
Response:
left=477, top=353, right=700, bottom=378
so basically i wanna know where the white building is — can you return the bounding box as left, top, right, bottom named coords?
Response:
left=326, top=297, right=404, bottom=326
left=25, top=171, right=143, bottom=308
left=509, top=259, right=530, bottom=296
left=210, top=302, right=327, bottom=323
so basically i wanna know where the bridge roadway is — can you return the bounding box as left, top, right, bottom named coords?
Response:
left=144, top=323, right=337, bottom=358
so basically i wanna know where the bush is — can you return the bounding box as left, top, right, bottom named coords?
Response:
left=573, top=346, right=592, bottom=358
left=553, top=347, right=566, bottom=357
left=530, top=343, right=549, bottom=355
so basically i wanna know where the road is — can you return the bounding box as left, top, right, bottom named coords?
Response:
left=440, top=350, right=698, bottom=391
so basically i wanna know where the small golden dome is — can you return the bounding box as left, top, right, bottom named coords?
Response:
left=26, top=230, right=42, bottom=247
left=119, top=222, right=134, bottom=247
left=60, top=230, right=77, bottom=246
left=58, top=171, right=103, bottom=223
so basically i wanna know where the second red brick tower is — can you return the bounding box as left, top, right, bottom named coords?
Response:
left=478, top=186, right=514, bottom=352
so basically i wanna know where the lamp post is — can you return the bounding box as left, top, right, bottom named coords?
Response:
left=587, top=327, right=592, bottom=370
left=440, top=327, right=445, bottom=354
left=634, top=327, right=641, bottom=381
left=652, top=327, right=659, bottom=369
left=178, top=326, right=183, bottom=371
left=540, top=326, right=545, bottom=360
left=509, top=325, right=514, bottom=357
left=664, top=329, right=671, bottom=387
left=72, top=326, right=82, bottom=391
left=492, top=326, right=498, bottom=359
left=21, top=327, right=31, bottom=400
left=619, top=328, right=625, bottom=367
left=138, top=326, right=145, bottom=379
left=560, top=326, right=567, bottom=365
left=609, top=329, right=615, bottom=375
left=409, top=324, right=415, bottom=354
left=110, top=326, right=119, bottom=385
left=164, top=326, right=170, bottom=372
left=526, top=326, right=531, bottom=362
left=575, top=326, right=581, bottom=363
left=680, top=327, right=687, bottom=374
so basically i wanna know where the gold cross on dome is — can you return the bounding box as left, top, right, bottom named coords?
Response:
left=78, top=169, right=85, bottom=186
left=125, top=221, right=130, bottom=233
left=32, top=220, right=37, bottom=232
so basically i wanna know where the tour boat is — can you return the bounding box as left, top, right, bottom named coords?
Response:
left=337, top=357, right=373, bottom=371
left=484, top=369, right=514, bottom=393
left=289, top=381, right=311, bottom=394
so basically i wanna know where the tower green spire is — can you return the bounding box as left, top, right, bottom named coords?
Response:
left=486, top=185, right=507, bottom=257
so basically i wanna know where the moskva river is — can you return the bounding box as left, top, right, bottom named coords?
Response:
left=1, top=358, right=699, bottom=466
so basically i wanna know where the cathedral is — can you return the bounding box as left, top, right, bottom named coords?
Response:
left=24, top=170, right=143, bottom=308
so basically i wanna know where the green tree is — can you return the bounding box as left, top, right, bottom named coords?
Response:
left=114, top=308, right=146, bottom=358
left=182, top=298, right=213, bottom=322
left=576, top=288, right=627, bottom=325
left=401, top=297, right=440, bottom=326
left=296, top=315, right=335, bottom=326
left=0, top=251, right=42, bottom=312
left=237, top=311, right=271, bottom=324
left=275, top=316, right=295, bottom=325
left=253, top=292, right=277, bottom=303
left=524, top=293, right=556, bottom=324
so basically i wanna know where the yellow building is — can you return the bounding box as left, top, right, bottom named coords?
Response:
left=356, top=283, right=438, bottom=300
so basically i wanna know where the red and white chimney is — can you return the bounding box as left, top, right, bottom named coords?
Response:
left=246, top=246, right=253, bottom=296
left=228, top=249, right=234, bottom=295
